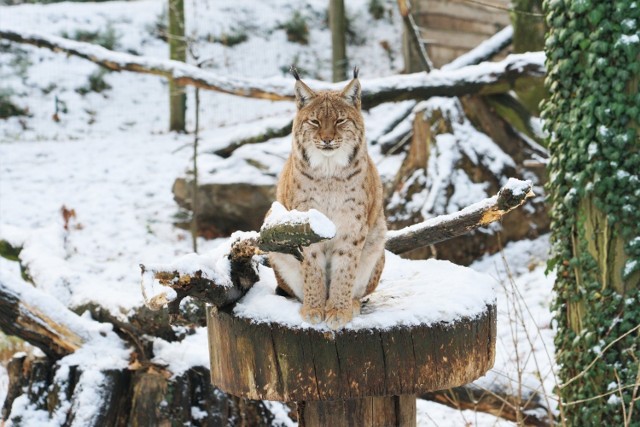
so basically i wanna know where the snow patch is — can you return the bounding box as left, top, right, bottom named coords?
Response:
left=233, top=252, right=496, bottom=331
left=152, top=328, right=210, bottom=377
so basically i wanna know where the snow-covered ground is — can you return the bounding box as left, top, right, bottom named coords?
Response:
left=0, top=0, right=556, bottom=425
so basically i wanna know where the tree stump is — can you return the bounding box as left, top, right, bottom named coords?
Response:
left=207, top=254, right=497, bottom=426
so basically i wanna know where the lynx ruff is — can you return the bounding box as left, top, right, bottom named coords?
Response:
left=269, top=67, right=387, bottom=330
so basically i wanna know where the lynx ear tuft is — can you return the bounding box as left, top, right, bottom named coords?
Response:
left=290, top=65, right=301, bottom=81
left=341, top=75, right=361, bottom=110
left=353, top=66, right=359, bottom=79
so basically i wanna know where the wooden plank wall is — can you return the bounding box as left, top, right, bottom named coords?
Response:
left=405, top=0, right=512, bottom=70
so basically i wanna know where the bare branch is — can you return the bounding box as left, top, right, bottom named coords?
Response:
left=0, top=28, right=545, bottom=109
left=385, top=179, right=535, bottom=255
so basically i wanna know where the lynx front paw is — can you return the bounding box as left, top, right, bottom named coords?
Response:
left=300, top=305, right=324, bottom=324
left=325, top=306, right=354, bottom=330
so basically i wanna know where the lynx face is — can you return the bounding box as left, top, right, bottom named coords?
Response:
left=297, top=96, right=361, bottom=156
left=292, top=75, right=364, bottom=167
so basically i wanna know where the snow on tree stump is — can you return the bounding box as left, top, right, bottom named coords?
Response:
left=207, top=253, right=497, bottom=426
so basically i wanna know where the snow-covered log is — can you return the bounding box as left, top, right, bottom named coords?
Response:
left=213, top=119, right=293, bottom=158
left=0, top=274, right=88, bottom=358
left=385, top=178, right=535, bottom=255
left=0, top=28, right=545, bottom=109
left=208, top=252, right=497, bottom=426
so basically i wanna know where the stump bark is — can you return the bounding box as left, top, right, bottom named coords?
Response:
left=207, top=304, right=496, bottom=426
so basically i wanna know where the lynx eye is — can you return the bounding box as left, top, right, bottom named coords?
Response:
left=308, top=119, right=320, bottom=127
left=336, top=118, right=347, bottom=126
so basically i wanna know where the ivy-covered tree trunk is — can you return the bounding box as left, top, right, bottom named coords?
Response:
left=543, top=0, right=640, bottom=424
left=168, top=0, right=186, bottom=132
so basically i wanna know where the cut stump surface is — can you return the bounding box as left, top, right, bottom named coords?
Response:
left=208, top=254, right=497, bottom=408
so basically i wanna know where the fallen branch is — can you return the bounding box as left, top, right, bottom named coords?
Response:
left=0, top=27, right=545, bottom=110
left=385, top=178, right=534, bottom=255
left=213, top=119, right=293, bottom=158
left=421, top=384, right=553, bottom=427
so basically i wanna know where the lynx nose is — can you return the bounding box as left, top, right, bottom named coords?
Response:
left=322, top=138, right=332, bottom=145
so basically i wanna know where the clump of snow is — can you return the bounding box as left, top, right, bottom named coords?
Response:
left=263, top=401, right=297, bottom=427
left=503, top=178, right=533, bottom=198
left=233, top=251, right=496, bottom=331
left=617, top=33, right=639, bottom=46
left=263, top=202, right=336, bottom=239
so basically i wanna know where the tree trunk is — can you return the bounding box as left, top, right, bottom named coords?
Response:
left=544, top=0, right=640, bottom=424
left=329, top=0, right=347, bottom=82
left=509, top=0, right=546, bottom=114
left=168, top=0, right=186, bottom=132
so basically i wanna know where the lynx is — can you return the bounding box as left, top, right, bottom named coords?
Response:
left=269, top=67, right=387, bottom=330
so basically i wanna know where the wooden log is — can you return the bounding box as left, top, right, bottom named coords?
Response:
left=0, top=28, right=545, bottom=110
left=213, top=119, right=293, bottom=158
left=140, top=211, right=334, bottom=317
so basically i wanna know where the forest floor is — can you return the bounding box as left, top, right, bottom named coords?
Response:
left=0, top=0, right=556, bottom=425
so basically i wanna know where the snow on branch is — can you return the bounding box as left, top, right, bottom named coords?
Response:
left=140, top=203, right=335, bottom=320
left=0, top=27, right=544, bottom=109
left=385, top=178, right=535, bottom=255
